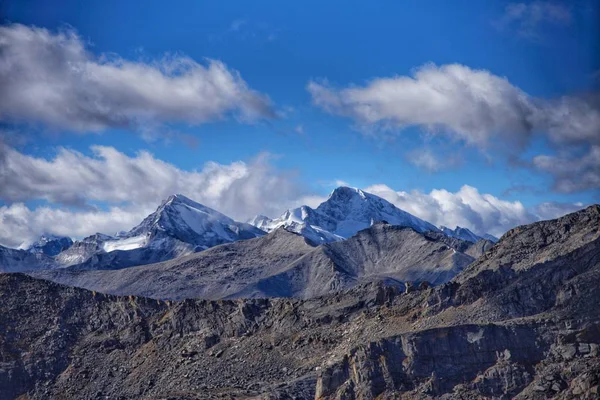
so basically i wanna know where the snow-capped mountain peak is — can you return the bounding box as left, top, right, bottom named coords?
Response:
left=120, top=193, right=265, bottom=250
left=246, top=215, right=274, bottom=232
left=315, top=186, right=439, bottom=238
left=249, top=186, right=439, bottom=244
left=25, top=234, right=73, bottom=256
left=55, top=194, right=265, bottom=269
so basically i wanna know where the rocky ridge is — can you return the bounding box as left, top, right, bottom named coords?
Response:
left=32, top=222, right=484, bottom=300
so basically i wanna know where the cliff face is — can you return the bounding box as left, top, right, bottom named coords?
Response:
left=1, top=205, right=600, bottom=399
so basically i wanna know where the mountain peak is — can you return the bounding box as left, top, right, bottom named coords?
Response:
left=328, top=186, right=367, bottom=201
left=249, top=187, right=440, bottom=242
left=123, top=194, right=265, bottom=251
left=163, top=193, right=199, bottom=208
left=439, top=225, right=483, bottom=244
left=317, top=186, right=439, bottom=237
left=26, top=234, right=73, bottom=256
left=246, top=215, right=273, bottom=231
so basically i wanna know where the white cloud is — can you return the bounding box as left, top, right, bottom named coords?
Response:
left=308, top=63, right=600, bottom=192
left=0, top=142, right=588, bottom=247
left=0, top=144, right=309, bottom=247
left=406, top=147, right=465, bottom=172
left=406, top=147, right=464, bottom=172
left=0, top=203, right=151, bottom=249
left=364, top=183, right=585, bottom=237
left=0, top=24, right=273, bottom=132
left=496, top=1, right=572, bottom=39
left=308, top=63, right=599, bottom=150
left=308, top=64, right=536, bottom=149
left=533, top=146, right=600, bottom=193
left=407, top=148, right=442, bottom=172
left=536, top=95, right=600, bottom=145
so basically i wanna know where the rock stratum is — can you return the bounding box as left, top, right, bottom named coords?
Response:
left=1, top=205, right=599, bottom=399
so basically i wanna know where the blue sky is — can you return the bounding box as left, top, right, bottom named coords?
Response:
left=0, top=0, right=598, bottom=246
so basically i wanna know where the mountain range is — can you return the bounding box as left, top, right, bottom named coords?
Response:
left=33, top=222, right=491, bottom=299
left=3, top=204, right=599, bottom=399
left=248, top=186, right=442, bottom=244
left=53, top=194, right=265, bottom=270
left=0, top=186, right=497, bottom=274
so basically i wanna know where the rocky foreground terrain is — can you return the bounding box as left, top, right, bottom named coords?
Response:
left=1, top=205, right=599, bottom=399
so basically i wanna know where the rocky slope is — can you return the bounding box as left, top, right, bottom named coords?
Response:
left=2, top=205, right=599, bottom=399
left=0, top=245, right=56, bottom=273
left=32, top=222, right=481, bottom=300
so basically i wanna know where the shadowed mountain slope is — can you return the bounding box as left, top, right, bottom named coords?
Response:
left=33, top=223, right=481, bottom=300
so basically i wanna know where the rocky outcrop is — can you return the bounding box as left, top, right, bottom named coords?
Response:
left=315, top=324, right=546, bottom=398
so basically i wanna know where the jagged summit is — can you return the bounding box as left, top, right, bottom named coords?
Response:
left=25, top=234, right=73, bottom=256
left=126, top=192, right=259, bottom=242
left=440, top=225, right=498, bottom=244
left=457, top=203, right=600, bottom=282
left=440, top=225, right=481, bottom=243
left=54, top=194, right=265, bottom=270
left=324, top=185, right=368, bottom=201
left=246, top=214, right=273, bottom=231
left=316, top=186, right=439, bottom=237
left=250, top=186, right=440, bottom=243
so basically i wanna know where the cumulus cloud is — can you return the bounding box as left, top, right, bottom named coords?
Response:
left=496, top=1, right=572, bottom=39
left=308, top=64, right=536, bottom=149
left=537, top=95, right=600, bottom=146
left=308, top=63, right=599, bottom=149
left=308, top=63, right=600, bottom=192
left=0, top=142, right=588, bottom=247
left=533, top=146, right=600, bottom=193
left=0, top=24, right=273, bottom=132
left=0, top=144, right=309, bottom=247
left=364, top=183, right=586, bottom=238
left=0, top=203, right=151, bottom=249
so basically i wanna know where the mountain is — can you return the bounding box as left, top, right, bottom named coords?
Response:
left=482, top=232, right=499, bottom=242
left=54, top=194, right=265, bottom=270
left=440, top=225, right=482, bottom=243
left=264, top=206, right=345, bottom=244
left=0, top=245, right=56, bottom=273
left=246, top=214, right=273, bottom=231
left=33, top=222, right=480, bottom=299
left=231, top=224, right=477, bottom=298
left=250, top=186, right=439, bottom=244
left=26, top=234, right=73, bottom=256
left=4, top=205, right=600, bottom=399
left=440, top=226, right=500, bottom=244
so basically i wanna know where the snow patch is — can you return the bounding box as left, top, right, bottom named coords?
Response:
left=467, top=329, right=485, bottom=343
left=103, top=235, right=147, bottom=253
